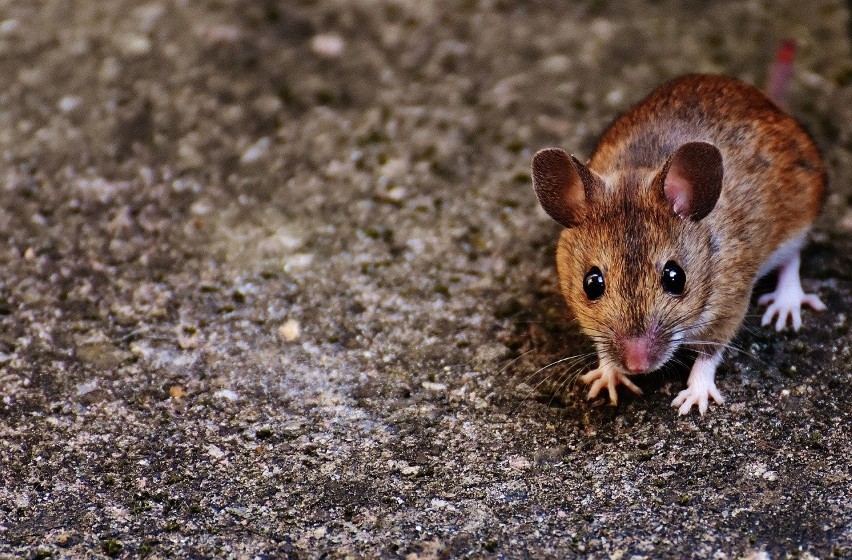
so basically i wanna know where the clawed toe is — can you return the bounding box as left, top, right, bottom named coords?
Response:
left=761, top=302, right=801, bottom=331
left=585, top=375, right=613, bottom=403
left=581, top=367, right=642, bottom=406
left=672, top=386, right=724, bottom=415
left=802, top=294, right=827, bottom=311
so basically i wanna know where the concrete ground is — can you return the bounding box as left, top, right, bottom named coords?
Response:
left=0, top=0, right=851, bottom=558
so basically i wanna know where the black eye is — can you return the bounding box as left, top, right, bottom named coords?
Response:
left=583, top=266, right=605, bottom=300
left=662, top=260, right=686, bottom=295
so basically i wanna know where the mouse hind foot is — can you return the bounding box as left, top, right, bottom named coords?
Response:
left=759, top=251, right=826, bottom=331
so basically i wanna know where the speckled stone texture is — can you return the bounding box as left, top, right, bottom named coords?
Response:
left=0, top=1, right=850, bottom=558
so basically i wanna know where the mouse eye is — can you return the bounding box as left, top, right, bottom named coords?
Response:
left=662, top=260, right=686, bottom=295
left=583, top=266, right=605, bottom=300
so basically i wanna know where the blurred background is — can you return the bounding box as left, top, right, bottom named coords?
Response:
left=2, top=1, right=850, bottom=211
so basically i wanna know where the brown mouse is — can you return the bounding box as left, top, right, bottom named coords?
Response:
left=531, top=73, right=826, bottom=414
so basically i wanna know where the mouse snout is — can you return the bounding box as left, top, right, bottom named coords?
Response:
left=623, top=336, right=652, bottom=373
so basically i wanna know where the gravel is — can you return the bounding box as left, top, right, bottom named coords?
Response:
left=0, top=0, right=850, bottom=558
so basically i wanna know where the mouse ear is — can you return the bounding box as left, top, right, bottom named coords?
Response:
left=659, top=142, right=723, bottom=221
left=532, top=148, right=595, bottom=228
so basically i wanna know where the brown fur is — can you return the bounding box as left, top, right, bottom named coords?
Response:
left=554, top=74, right=824, bottom=369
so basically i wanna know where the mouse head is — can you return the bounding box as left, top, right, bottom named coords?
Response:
left=532, top=143, right=723, bottom=374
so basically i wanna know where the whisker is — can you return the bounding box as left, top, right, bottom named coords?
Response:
left=510, top=352, right=597, bottom=413
left=493, top=348, right=536, bottom=377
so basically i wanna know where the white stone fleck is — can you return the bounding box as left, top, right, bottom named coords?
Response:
left=214, top=389, right=239, bottom=401
left=279, top=319, right=300, bottom=342
left=0, top=19, right=20, bottom=34
left=190, top=201, right=211, bottom=216
left=401, top=465, right=421, bottom=477
left=606, top=89, right=624, bottom=105
left=241, top=137, right=271, bottom=164
left=422, top=381, right=447, bottom=392
left=206, top=444, right=225, bottom=459
left=385, top=186, right=407, bottom=202
left=311, top=34, right=344, bottom=58
left=115, top=33, right=152, bottom=56
left=76, top=380, right=98, bottom=396
left=60, top=96, right=82, bottom=113
left=284, top=253, right=314, bottom=271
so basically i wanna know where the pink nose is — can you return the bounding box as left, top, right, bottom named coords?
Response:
left=623, top=337, right=651, bottom=373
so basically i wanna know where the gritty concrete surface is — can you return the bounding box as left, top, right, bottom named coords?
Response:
left=0, top=0, right=851, bottom=558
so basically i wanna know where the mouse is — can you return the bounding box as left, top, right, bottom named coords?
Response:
left=530, top=71, right=827, bottom=415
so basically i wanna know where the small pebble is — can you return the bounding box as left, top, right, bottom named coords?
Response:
left=169, top=385, right=186, bottom=398
left=240, top=137, right=271, bottom=164
left=279, top=319, right=300, bottom=342
left=206, top=444, right=225, bottom=459
left=58, top=96, right=82, bottom=113
left=606, top=89, right=624, bottom=105
left=310, top=33, right=344, bottom=58
left=508, top=455, right=532, bottom=470
left=76, top=380, right=99, bottom=397
left=385, top=186, right=407, bottom=202
left=283, top=253, right=314, bottom=271
left=422, top=381, right=447, bottom=392
left=115, top=33, right=152, bottom=56
left=214, top=389, right=239, bottom=401
left=0, top=19, right=20, bottom=34
left=401, top=465, right=421, bottom=477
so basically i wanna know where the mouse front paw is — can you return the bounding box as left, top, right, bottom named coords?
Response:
left=672, top=382, right=724, bottom=415
left=672, top=352, right=725, bottom=415
left=580, top=365, right=642, bottom=405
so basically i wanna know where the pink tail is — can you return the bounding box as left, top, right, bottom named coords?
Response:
left=767, top=39, right=796, bottom=110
